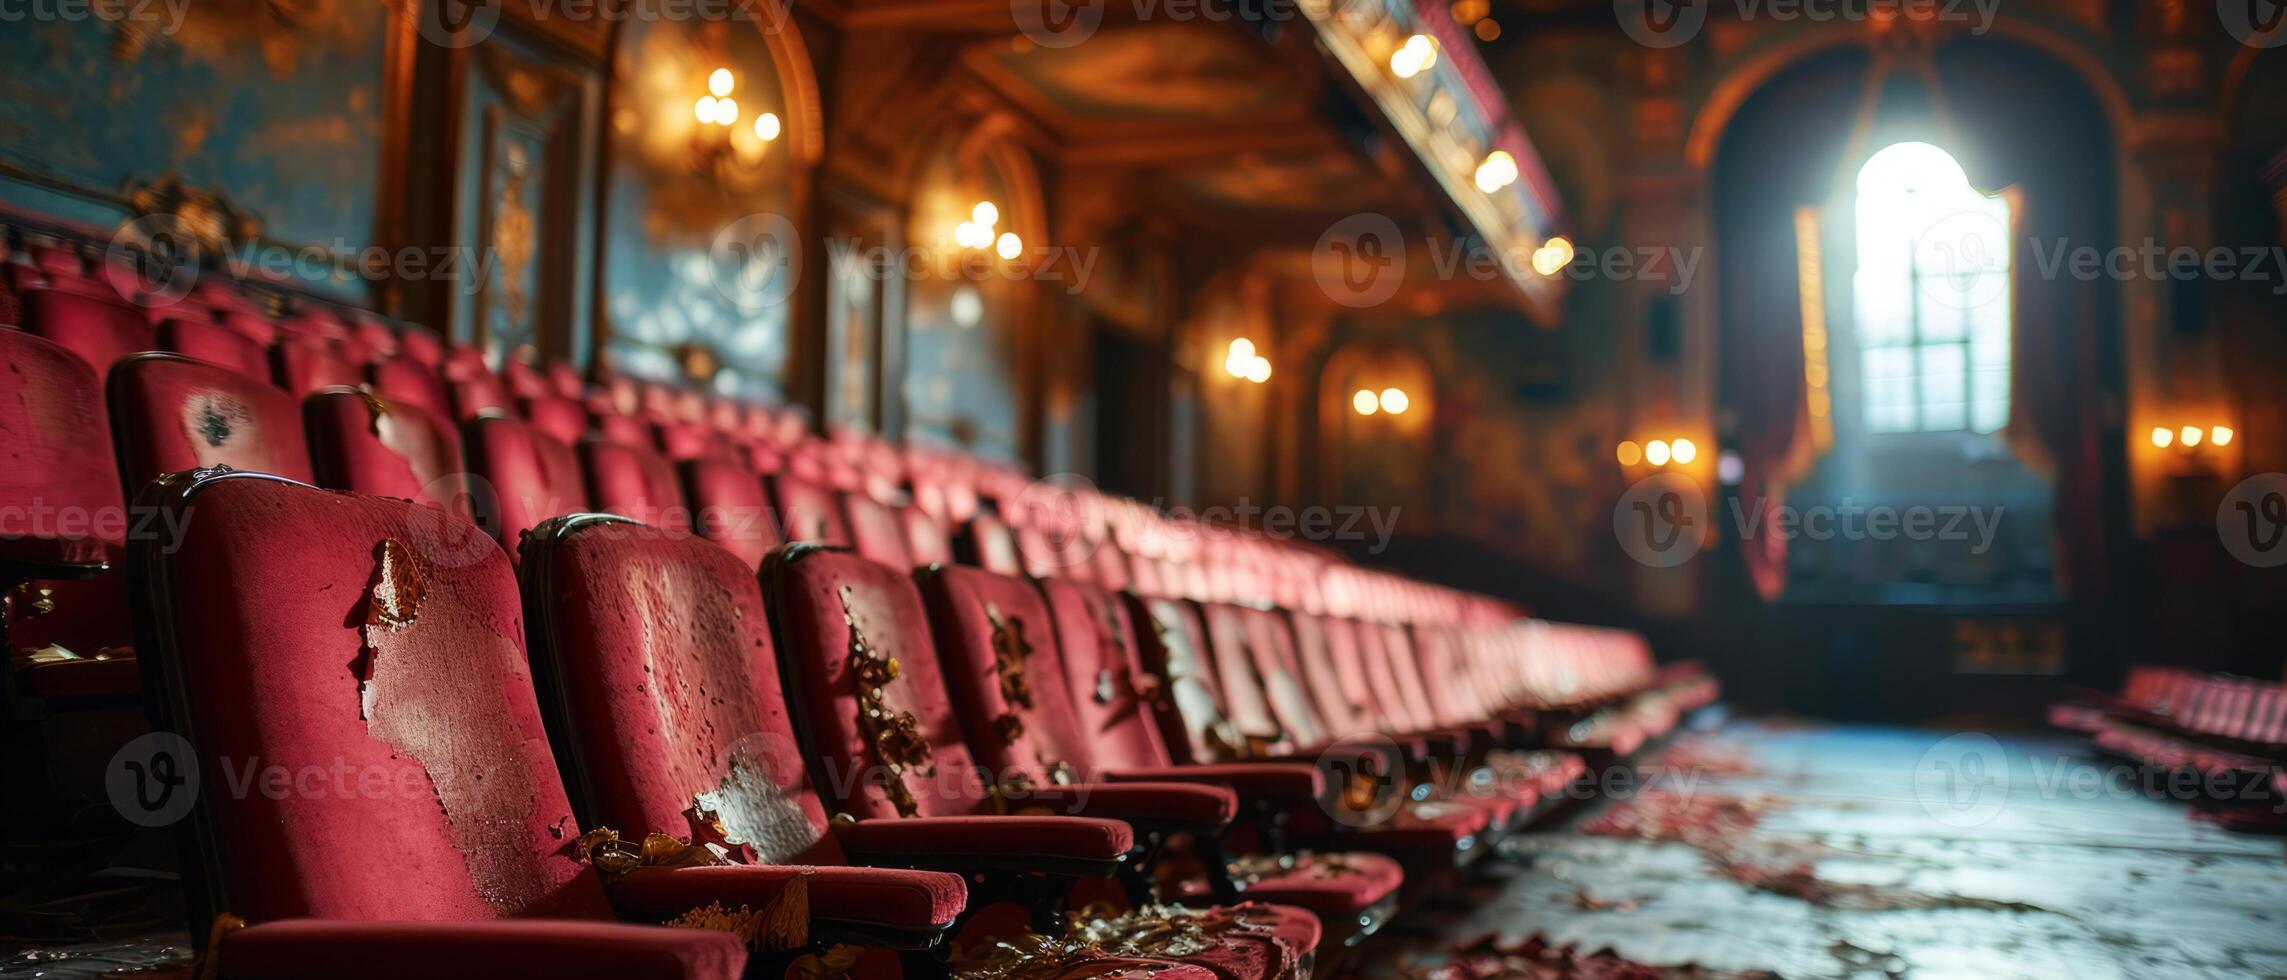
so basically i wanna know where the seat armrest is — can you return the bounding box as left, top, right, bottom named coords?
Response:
left=1000, top=781, right=1236, bottom=833
left=836, top=815, right=1134, bottom=877
left=607, top=864, right=965, bottom=945
left=212, top=918, right=747, bottom=980
left=1103, top=763, right=1325, bottom=806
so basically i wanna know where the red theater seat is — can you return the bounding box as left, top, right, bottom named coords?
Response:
left=158, top=318, right=271, bottom=381
left=367, top=355, right=454, bottom=422
left=107, top=353, right=314, bottom=492
left=271, top=335, right=364, bottom=396
left=22, top=287, right=156, bottom=377
left=304, top=387, right=472, bottom=521
left=129, top=472, right=1077, bottom=978
left=676, top=457, right=780, bottom=571
left=770, top=474, right=851, bottom=547
left=843, top=491, right=914, bottom=568
left=762, top=546, right=1320, bottom=975
left=463, top=416, right=588, bottom=563
left=580, top=437, right=688, bottom=534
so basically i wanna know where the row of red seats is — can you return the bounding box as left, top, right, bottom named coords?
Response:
left=2051, top=665, right=2287, bottom=780
left=2, top=228, right=1709, bottom=976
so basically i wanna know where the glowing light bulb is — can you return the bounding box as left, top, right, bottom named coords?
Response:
left=708, top=68, right=735, bottom=97
left=1244, top=357, right=1271, bottom=383
left=1391, top=34, right=1438, bottom=78
left=695, top=96, right=719, bottom=123
left=1645, top=439, right=1671, bottom=466
left=1616, top=441, right=1642, bottom=466
left=2150, top=426, right=2173, bottom=448
left=1353, top=389, right=1379, bottom=415
left=714, top=98, right=738, bottom=125
left=2180, top=425, right=2202, bottom=447
left=995, top=232, right=1022, bottom=260
left=2211, top=425, right=2234, bottom=447
left=1474, top=151, right=1517, bottom=193
left=1671, top=438, right=1697, bottom=465
left=754, top=112, right=781, bottom=141
left=954, top=221, right=980, bottom=248
left=1228, top=337, right=1256, bottom=360
left=1379, top=387, right=1410, bottom=415
left=973, top=201, right=999, bottom=227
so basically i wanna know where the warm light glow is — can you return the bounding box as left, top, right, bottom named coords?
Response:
left=1645, top=440, right=1672, bottom=466
left=1379, top=387, right=1410, bottom=415
left=1243, top=357, right=1271, bottom=383
left=2211, top=425, right=2234, bottom=447
left=1472, top=17, right=1499, bottom=41
left=695, top=96, right=719, bottom=123
left=1473, top=151, right=1518, bottom=194
left=973, top=201, right=999, bottom=228
left=954, top=221, right=982, bottom=248
left=754, top=112, right=781, bottom=141
left=715, top=98, right=738, bottom=125
left=2180, top=425, right=2203, bottom=447
left=1530, top=236, right=1574, bottom=276
left=1353, top=389, right=1380, bottom=415
left=1671, top=438, right=1697, bottom=465
left=1225, top=339, right=1257, bottom=378
left=1390, top=34, right=1438, bottom=78
left=995, top=232, right=1022, bottom=260
left=1616, top=441, right=1643, bottom=466
left=2151, top=426, right=2174, bottom=448
left=708, top=68, right=735, bottom=98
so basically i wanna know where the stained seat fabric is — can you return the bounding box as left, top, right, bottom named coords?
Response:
left=107, top=353, right=315, bottom=493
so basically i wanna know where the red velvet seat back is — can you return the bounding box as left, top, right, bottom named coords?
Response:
left=108, top=354, right=314, bottom=495
left=964, top=513, right=1023, bottom=575
left=1410, top=626, right=1483, bottom=726
left=894, top=509, right=948, bottom=568
left=1125, top=596, right=1241, bottom=765
left=678, top=457, right=780, bottom=571
left=1197, top=604, right=1299, bottom=756
left=0, top=329, right=126, bottom=552
left=1035, top=579, right=1174, bottom=773
left=1236, top=606, right=1330, bottom=750
left=464, top=416, right=587, bottom=564
left=917, top=565, right=1098, bottom=785
left=304, top=388, right=473, bottom=522
left=843, top=492, right=914, bottom=568
left=524, top=518, right=843, bottom=865
left=135, top=473, right=609, bottom=923
left=520, top=394, right=589, bottom=446
left=1357, top=622, right=1435, bottom=734
left=271, top=335, right=363, bottom=396
left=452, top=372, right=514, bottom=421
left=765, top=548, right=990, bottom=819
left=580, top=437, right=688, bottom=534
left=367, top=355, right=453, bottom=422
left=1287, top=614, right=1381, bottom=740
left=770, top=474, right=852, bottom=547
left=158, top=318, right=270, bottom=381
left=23, top=287, right=156, bottom=377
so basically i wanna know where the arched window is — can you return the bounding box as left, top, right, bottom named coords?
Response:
left=1850, top=141, right=2011, bottom=434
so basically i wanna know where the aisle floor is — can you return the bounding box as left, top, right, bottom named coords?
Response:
left=1351, top=721, right=2287, bottom=979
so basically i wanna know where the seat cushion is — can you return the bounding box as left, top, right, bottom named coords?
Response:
left=216, top=918, right=745, bottom=980
left=606, top=864, right=965, bottom=930
left=1229, top=851, right=1403, bottom=918
left=837, top=815, right=1135, bottom=863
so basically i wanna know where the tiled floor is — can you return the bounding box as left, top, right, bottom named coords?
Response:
left=1352, top=722, right=2287, bottom=979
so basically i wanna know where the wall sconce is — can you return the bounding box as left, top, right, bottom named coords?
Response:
left=691, top=67, right=778, bottom=176
left=1225, top=338, right=1271, bottom=384
left=1390, top=34, right=1438, bottom=78
left=1618, top=436, right=1697, bottom=468
left=2150, top=424, right=2234, bottom=452
left=1351, top=387, right=1411, bottom=416
left=954, top=201, right=1022, bottom=260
